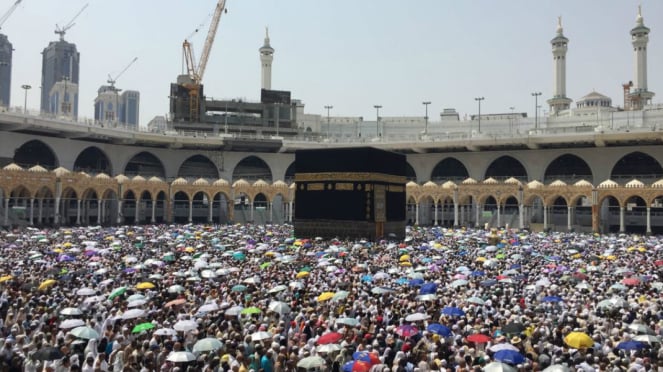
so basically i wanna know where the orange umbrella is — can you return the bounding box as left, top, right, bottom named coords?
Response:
left=165, top=298, right=187, bottom=307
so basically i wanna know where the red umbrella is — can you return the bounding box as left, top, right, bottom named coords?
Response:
left=573, top=272, right=588, bottom=280
left=496, top=275, right=509, bottom=280
left=622, top=277, right=640, bottom=286
left=467, top=334, right=492, bottom=343
left=317, top=332, right=343, bottom=345
left=655, top=260, right=663, bottom=266
left=395, top=325, right=419, bottom=337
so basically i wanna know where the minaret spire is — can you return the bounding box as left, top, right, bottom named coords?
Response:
left=629, top=4, right=654, bottom=109
left=547, top=16, right=572, bottom=115
left=259, top=26, right=274, bottom=90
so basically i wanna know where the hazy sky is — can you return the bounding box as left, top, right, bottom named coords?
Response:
left=3, top=0, right=662, bottom=125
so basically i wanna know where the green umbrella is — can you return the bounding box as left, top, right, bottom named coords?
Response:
left=260, top=262, right=272, bottom=270
left=300, top=266, right=312, bottom=272
left=134, top=242, right=144, bottom=249
left=108, top=286, right=127, bottom=300
left=232, top=252, right=246, bottom=261
left=231, top=285, right=247, bottom=292
left=132, top=322, right=155, bottom=333
left=495, top=253, right=506, bottom=260
left=241, top=306, right=262, bottom=315
left=163, top=253, right=175, bottom=262
left=193, top=252, right=203, bottom=259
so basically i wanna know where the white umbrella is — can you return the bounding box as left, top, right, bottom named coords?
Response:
left=243, top=277, right=260, bottom=284
left=127, top=299, right=148, bottom=308
left=76, top=288, right=95, bottom=296
left=316, top=343, right=342, bottom=353
left=268, top=301, right=291, bottom=315
left=126, top=294, right=146, bottom=302
left=60, top=307, right=84, bottom=316
left=467, top=297, right=485, bottom=305
left=251, top=331, right=273, bottom=342
left=484, top=362, right=517, bottom=372
left=628, top=323, right=655, bottom=335
left=335, top=318, right=360, bottom=327
left=632, top=334, right=661, bottom=344
left=225, top=306, right=244, bottom=316
left=405, top=313, right=429, bottom=322
left=168, top=285, right=185, bottom=294
left=200, top=270, right=217, bottom=279
left=542, top=365, right=570, bottom=372
left=297, top=356, right=326, bottom=369
left=59, top=319, right=85, bottom=329
left=173, top=320, right=198, bottom=332
left=69, top=326, right=99, bottom=340
left=121, top=309, right=146, bottom=320
left=154, top=328, right=178, bottom=336
left=416, top=294, right=437, bottom=302
left=82, top=295, right=105, bottom=305
left=192, top=338, right=223, bottom=353
left=268, top=285, right=288, bottom=294
left=197, top=303, right=220, bottom=313
left=166, top=351, right=197, bottom=363
left=489, top=343, right=520, bottom=352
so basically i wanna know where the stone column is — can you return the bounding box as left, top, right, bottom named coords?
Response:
left=619, top=206, right=625, bottom=233
left=3, top=198, right=8, bottom=226
left=117, top=200, right=123, bottom=224
left=208, top=200, right=213, bottom=223
left=250, top=202, right=254, bottom=222
left=29, top=198, right=34, bottom=225
left=100, top=200, right=105, bottom=225
left=646, top=207, right=652, bottom=234
left=38, top=199, right=43, bottom=225
left=433, top=202, right=438, bottom=226
left=543, top=206, right=548, bottom=231
left=289, top=201, right=294, bottom=222
left=496, top=204, right=501, bottom=227
left=135, top=198, right=140, bottom=224
left=97, top=200, right=102, bottom=224
left=151, top=200, right=157, bottom=223
left=567, top=206, right=573, bottom=231
left=188, top=200, right=193, bottom=223
left=54, top=197, right=61, bottom=225
left=228, top=200, right=234, bottom=222
left=269, top=202, right=273, bottom=223
left=591, top=189, right=599, bottom=234
left=76, top=199, right=82, bottom=225
left=518, top=203, right=524, bottom=229
left=453, top=202, right=459, bottom=227
left=475, top=202, right=480, bottom=228
left=415, top=203, right=420, bottom=225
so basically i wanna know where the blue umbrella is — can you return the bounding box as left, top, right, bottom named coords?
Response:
left=352, top=351, right=372, bottom=362
left=396, top=278, right=408, bottom=285
left=509, top=264, right=521, bottom=270
left=409, top=278, right=424, bottom=287
left=361, top=275, right=373, bottom=282
left=470, top=270, right=485, bottom=277
left=546, top=256, right=562, bottom=262
left=480, top=279, right=497, bottom=287
left=616, top=340, right=646, bottom=351
left=542, top=296, right=563, bottom=303
left=419, top=282, right=437, bottom=294
left=427, top=323, right=452, bottom=337
left=494, top=350, right=526, bottom=365
left=441, top=307, right=465, bottom=317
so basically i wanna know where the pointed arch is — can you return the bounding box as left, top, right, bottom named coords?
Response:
left=73, top=147, right=113, bottom=175
left=13, top=140, right=59, bottom=169
left=484, top=156, right=527, bottom=181
left=178, top=155, right=219, bottom=179
left=430, top=157, right=469, bottom=182
left=124, top=151, right=166, bottom=178
left=232, top=156, right=272, bottom=182
left=544, top=154, right=592, bottom=184
left=611, top=151, right=663, bottom=183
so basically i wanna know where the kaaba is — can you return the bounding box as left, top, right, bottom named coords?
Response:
left=294, top=147, right=407, bottom=240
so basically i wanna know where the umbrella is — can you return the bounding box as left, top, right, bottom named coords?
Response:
left=120, top=309, right=145, bottom=320
left=127, top=299, right=148, bottom=308
left=467, top=296, right=485, bottom=305
left=332, top=290, right=350, bottom=301
left=563, top=332, right=594, bottom=349
left=317, top=292, right=335, bottom=302
left=153, top=328, right=178, bottom=336
left=371, top=287, right=395, bottom=295
left=240, top=307, right=262, bottom=315
left=59, top=319, right=85, bottom=329
left=483, top=362, right=517, bottom=372
left=76, top=288, right=95, bottom=296
left=268, top=301, right=291, bottom=314
left=268, top=284, right=288, bottom=293
left=405, top=312, right=429, bottom=322
left=297, top=355, right=327, bottom=369
left=69, top=326, right=99, bottom=340
left=466, top=334, right=491, bottom=343
left=441, top=307, right=465, bottom=317
left=416, top=293, right=438, bottom=301
left=628, top=323, right=655, bottom=335
left=136, top=282, right=155, bottom=290
left=173, top=320, right=198, bottom=332
left=352, top=351, right=380, bottom=364
left=132, top=322, right=155, bottom=333
left=317, top=343, right=342, bottom=353
left=542, top=365, right=570, bottom=372
left=395, top=325, right=419, bottom=337
left=251, top=331, right=273, bottom=342
left=342, top=360, right=371, bottom=372
left=622, top=277, right=640, bottom=286
left=317, top=332, right=343, bottom=345
left=616, top=340, right=646, bottom=350
left=108, top=286, right=127, bottom=300
left=60, top=307, right=83, bottom=316
left=493, top=350, right=526, bottom=365
left=427, top=323, right=452, bottom=337
left=34, top=347, right=64, bottom=361
left=166, top=351, right=197, bottom=363
left=419, top=282, right=438, bottom=294
left=38, top=279, right=57, bottom=291
left=168, top=285, right=186, bottom=294
left=541, top=296, right=563, bottom=303
left=165, top=298, right=187, bottom=307
left=489, top=343, right=520, bottom=352
left=296, top=271, right=310, bottom=279
left=336, top=317, right=360, bottom=327
left=231, top=284, right=248, bottom=292
left=632, top=334, right=661, bottom=344
left=225, top=306, right=244, bottom=316
left=192, top=338, right=223, bottom=353
left=197, top=303, right=220, bottom=314
left=127, top=294, right=146, bottom=302
left=450, top=279, right=469, bottom=288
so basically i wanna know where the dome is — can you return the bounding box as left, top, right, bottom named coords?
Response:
left=148, top=176, right=164, bottom=183
left=483, top=177, right=499, bottom=185
left=3, top=163, right=23, bottom=171
left=232, top=179, right=250, bottom=188
left=132, top=175, right=146, bottom=182
left=625, top=179, right=645, bottom=188
left=193, top=178, right=210, bottom=186
left=171, top=177, right=188, bottom=185
left=652, top=179, right=663, bottom=188
left=461, top=178, right=478, bottom=185
left=549, top=179, right=567, bottom=187
left=78, top=172, right=91, bottom=178
left=253, top=179, right=269, bottom=187
left=114, top=174, right=129, bottom=184
left=28, top=165, right=48, bottom=173
left=53, top=167, right=71, bottom=177
left=423, top=181, right=438, bottom=189
left=289, top=182, right=296, bottom=189
left=213, top=178, right=230, bottom=186
left=272, top=180, right=288, bottom=188
left=441, top=181, right=457, bottom=189
left=504, top=177, right=522, bottom=186
left=94, top=173, right=111, bottom=180
left=527, top=180, right=544, bottom=189
left=574, top=180, right=593, bottom=187
left=598, top=179, right=619, bottom=189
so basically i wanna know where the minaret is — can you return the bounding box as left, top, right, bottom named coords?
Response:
left=628, top=5, right=654, bottom=109
left=259, top=27, right=274, bottom=90
left=547, top=16, right=572, bottom=115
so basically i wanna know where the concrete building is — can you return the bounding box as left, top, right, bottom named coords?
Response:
left=119, top=90, right=140, bottom=129
left=94, top=87, right=140, bottom=129
left=0, top=34, right=12, bottom=107
left=40, top=39, right=80, bottom=119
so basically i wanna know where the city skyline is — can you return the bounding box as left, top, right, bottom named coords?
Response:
left=1, top=0, right=662, bottom=125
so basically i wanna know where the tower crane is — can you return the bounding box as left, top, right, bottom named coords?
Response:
left=55, top=3, right=89, bottom=41
left=107, top=57, right=138, bottom=91
left=181, top=0, right=227, bottom=122
left=0, top=0, right=22, bottom=31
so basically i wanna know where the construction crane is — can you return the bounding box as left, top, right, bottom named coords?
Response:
left=55, top=3, right=89, bottom=41
left=107, top=57, right=138, bottom=91
left=0, top=0, right=22, bottom=31
left=181, top=0, right=227, bottom=122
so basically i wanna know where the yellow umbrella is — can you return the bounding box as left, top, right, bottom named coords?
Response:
left=136, top=282, right=155, bottom=290
left=476, top=257, right=487, bottom=262
left=564, top=332, right=594, bottom=349
left=572, top=253, right=582, bottom=259
left=62, top=242, right=73, bottom=248
left=185, top=247, right=195, bottom=253
left=605, top=255, right=617, bottom=261
left=264, top=252, right=276, bottom=257
left=39, top=279, right=57, bottom=291
left=317, top=292, right=335, bottom=302
left=53, top=248, right=64, bottom=253
left=400, top=262, right=412, bottom=267
left=0, top=275, right=12, bottom=283
left=399, top=254, right=410, bottom=262
left=638, top=247, right=647, bottom=252
left=296, top=271, right=310, bottom=279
